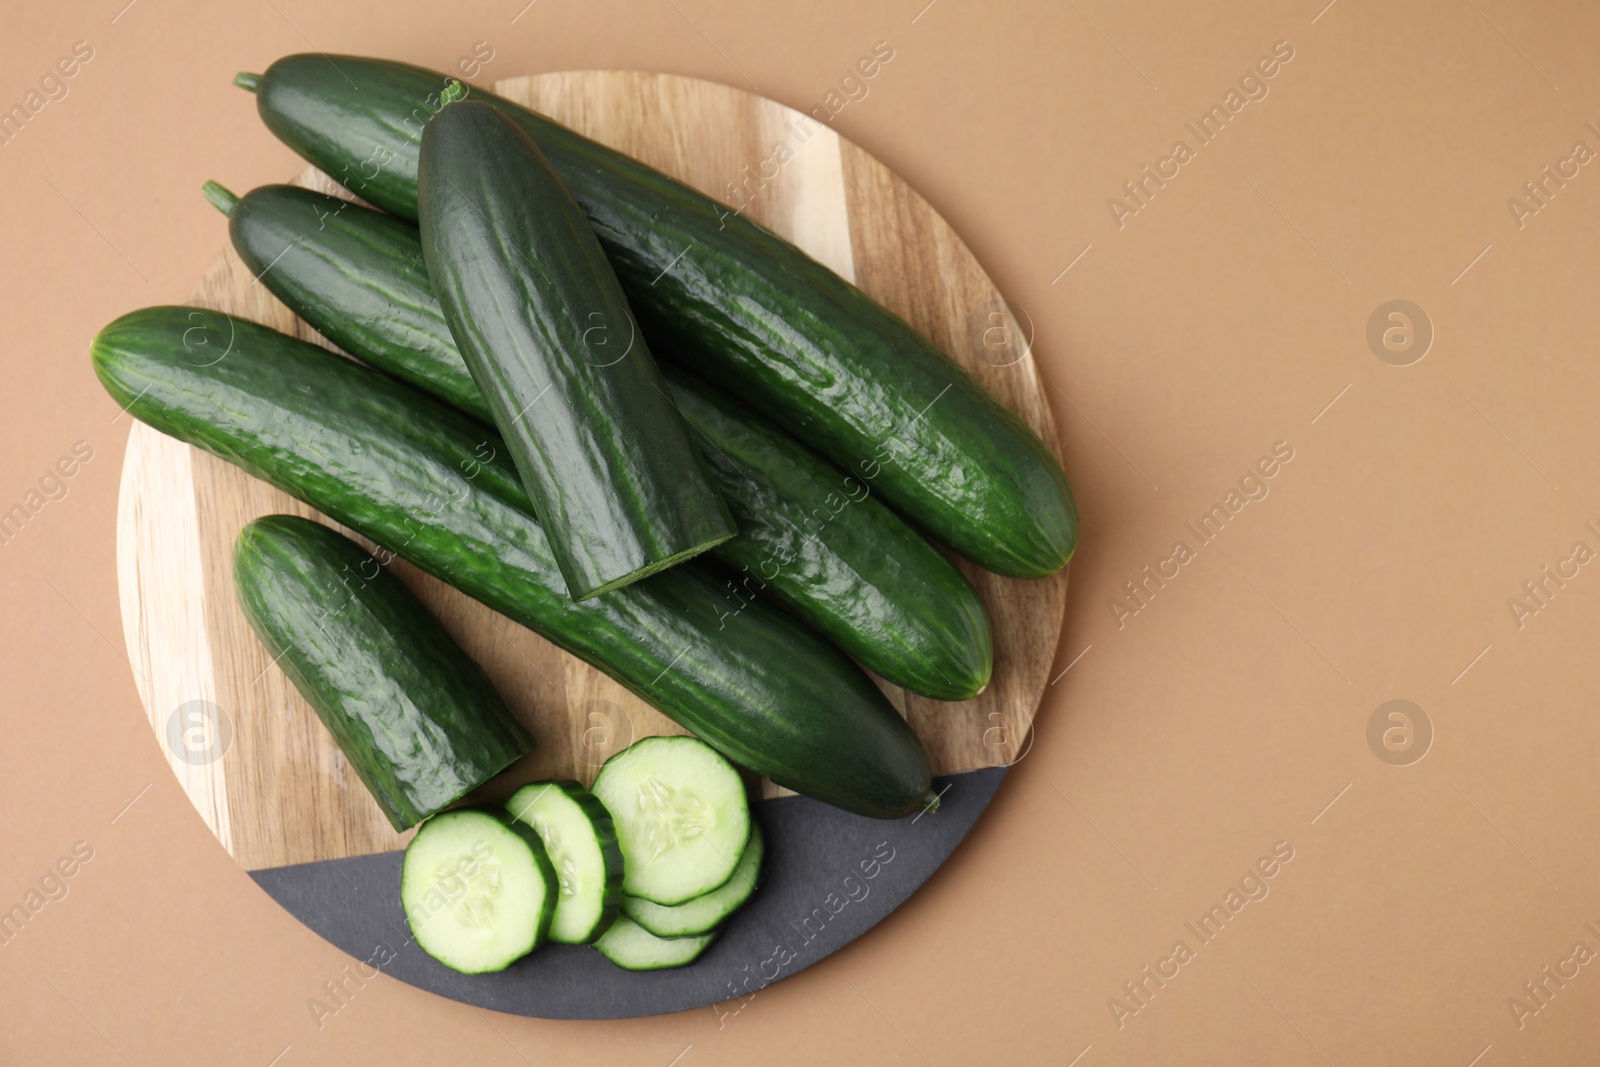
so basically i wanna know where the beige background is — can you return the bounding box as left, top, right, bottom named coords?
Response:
left=3, top=0, right=1598, bottom=1063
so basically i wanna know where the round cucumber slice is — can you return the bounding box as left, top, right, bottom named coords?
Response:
left=507, top=781, right=625, bottom=944
left=594, top=915, right=719, bottom=971
left=401, top=807, right=556, bottom=974
left=622, top=822, right=763, bottom=938
left=592, top=736, right=751, bottom=906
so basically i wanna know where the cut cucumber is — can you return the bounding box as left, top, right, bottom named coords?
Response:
left=400, top=807, right=556, bottom=974
left=622, top=822, right=763, bottom=939
left=592, top=737, right=750, bottom=906
left=506, top=781, right=624, bottom=944
left=419, top=99, right=737, bottom=600
left=233, top=515, right=534, bottom=831
left=594, top=915, right=718, bottom=971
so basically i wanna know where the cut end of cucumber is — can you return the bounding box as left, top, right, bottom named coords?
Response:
left=593, top=736, right=751, bottom=906
left=507, top=781, right=624, bottom=944
left=401, top=808, right=555, bottom=974
left=233, top=71, right=262, bottom=92
left=594, top=915, right=718, bottom=971
left=623, top=822, right=763, bottom=939
left=570, top=529, right=739, bottom=602
left=201, top=181, right=240, bottom=217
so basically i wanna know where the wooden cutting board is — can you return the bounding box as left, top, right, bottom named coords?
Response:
left=114, top=71, right=1069, bottom=872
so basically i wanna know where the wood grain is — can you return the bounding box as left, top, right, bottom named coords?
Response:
left=115, top=71, right=1069, bottom=870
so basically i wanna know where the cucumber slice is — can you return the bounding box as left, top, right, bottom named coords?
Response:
left=592, top=736, right=751, bottom=906
left=594, top=915, right=718, bottom=971
left=507, top=781, right=625, bottom=944
left=623, top=823, right=764, bottom=938
left=401, top=807, right=556, bottom=974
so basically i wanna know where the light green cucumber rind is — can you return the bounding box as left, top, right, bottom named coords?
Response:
left=622, top=822, right=763, bottom=939
left=506, top=780, right=625, bottom=944
left=232, top=515, right=533, bottom=831
left=248, top=54, right=1078, bottom=578
left=594, top=915, right=718, bottom=971
left=418, top=100, right=736, bottom=601
left=91, top=307, right=934, bottom=820
left=400, top=806, right=557, bottom=974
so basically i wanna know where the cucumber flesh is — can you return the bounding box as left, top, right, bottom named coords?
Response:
left=593, top=737, right=750, bottom=906
left=594, top=915, right=717, bottom=971
left=401, top=807, right=556, bottom=974
left=507, top=781, right=624, bottom=944
left=622, top=822, right=763, bottom=939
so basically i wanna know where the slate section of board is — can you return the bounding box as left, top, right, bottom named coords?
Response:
left=250, top=766, right=1005, bottom=1019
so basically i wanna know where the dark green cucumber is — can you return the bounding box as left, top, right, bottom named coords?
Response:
left=199, top=181, right=992, bottom=699
left=232, top=515, right=533, bottom=831
left=418, top=98, right=735, bottom=601
left=664, top=368, right=991, bottom=700
left=92, top=306, right=933, bottom=819
left=201, top=181, right=483, bottom=419
left=240, top=54, right=1078, bottom=578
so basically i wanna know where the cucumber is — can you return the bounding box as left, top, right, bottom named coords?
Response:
left=401, top=807, right=556, bottom=973
left=92, top=307, right=935, bottom=819
left=661, top=368, right=991, bottom=700
left=238, top=54, right=1078, bottom=578
left=594, top=915, right=718, bottom=971
left=592, top=737, right=750, bottom=906
left=200, top=181, right=484, bottom=420
left=232, top=515, right=533, bottom=830
left=418, top=98, right=735, bottom=601
left=622, top=822, right=763, bottom=939
left=506, top=781, right=624, bottom=944
left=198, top=182, right=991, bottom=699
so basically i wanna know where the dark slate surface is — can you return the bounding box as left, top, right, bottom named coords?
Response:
left=250, top=766, right=1006, bottom=1018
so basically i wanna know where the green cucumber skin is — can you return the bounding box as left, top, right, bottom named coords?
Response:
left=92, top=307, right=933, bottom=819
left=217, top=185, right=989, bottom=699
left=508, top=780, right=625, bottom=944
left=227, top=184, right=488, bottom=420
left=663, top=369, right=992, bottom=701
left=418, top=101, right=735, bottom=601
left=249, top=54, right=1078, bottom=578
left=232, top=516, right=533, bottom=831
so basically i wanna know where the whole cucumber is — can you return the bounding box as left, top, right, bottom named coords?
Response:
left=237, top=55, right=1078, bottom=579
left=233, top=514, right=533, bottom=831
left=93, top=306, right=934, bottom=819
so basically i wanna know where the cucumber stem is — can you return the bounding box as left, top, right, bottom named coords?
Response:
left=201, top=181, right=240, bottom=216
left=233, top=72, right=262, bottom=92
left=440, top=79, right=467, bottom=106
left=918, top=790, right=941, bottom=817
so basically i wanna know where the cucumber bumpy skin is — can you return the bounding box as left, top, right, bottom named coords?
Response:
left=199, top=180, right=991, bottom=700
left=418, top=98, right=737, bottom=601
left=233, top=514, right=533, bottom=831
left=237, top=54, right=1078, bottom=579
left=92, top=306, right=937, bottom=820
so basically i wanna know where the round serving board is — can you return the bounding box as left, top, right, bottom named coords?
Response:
left=114, top=70, right=1068, bottom=1016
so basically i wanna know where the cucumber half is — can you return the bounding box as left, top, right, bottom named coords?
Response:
left=507, top=781, right=625, bottom=944
left=592, top=736, right=751, bottom=906
left=594, top=915, right=718, bottom=971
left=401, top=807, right=556, bottom=974
left=622, top=822, right=764, bottom=939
